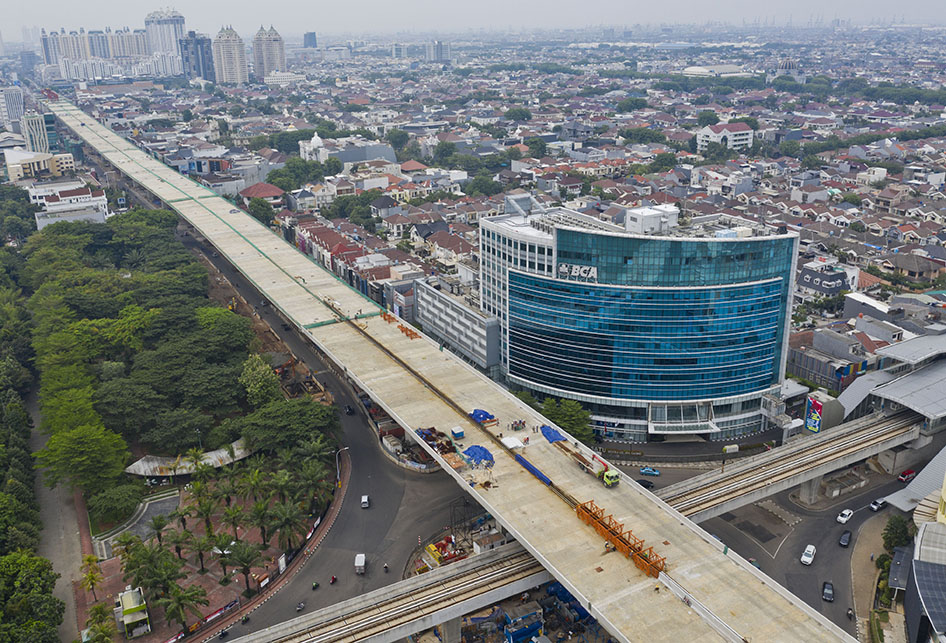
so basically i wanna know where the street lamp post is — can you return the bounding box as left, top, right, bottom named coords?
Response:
left=335, top=447, right=350, bottom=488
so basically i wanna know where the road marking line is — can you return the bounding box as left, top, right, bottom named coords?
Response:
left=772, top=526, right=796, bottom=559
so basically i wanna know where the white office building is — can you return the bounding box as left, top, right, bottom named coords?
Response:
left=414, top=276, right=501, bottom=376
left=0, top=86, right=25, bottom=132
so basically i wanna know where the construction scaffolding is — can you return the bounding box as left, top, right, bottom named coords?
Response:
left=576, top=500, right=666, bottom=578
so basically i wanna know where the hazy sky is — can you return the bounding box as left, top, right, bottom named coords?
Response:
left=3, top=0, right=942, bottom=41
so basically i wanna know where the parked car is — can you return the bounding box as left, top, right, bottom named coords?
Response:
left=870, top=498, right=888, bottom=512
left=636, top=479, right=655, bottom=489
left=800, top=544, right=816, bottom=565
left=822, top=581, right=834, bottom=602
left=836, top=508, right=854, bottom=524
left=898, top=469, right=917, bottom=482
left=839, top=530, right=852, bottom=548
left=639, top=466, right=661, bottom=477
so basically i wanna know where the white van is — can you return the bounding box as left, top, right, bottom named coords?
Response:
left=361, top=495, right=370, bottom=508
left=355, top=553, right=366, bottom=574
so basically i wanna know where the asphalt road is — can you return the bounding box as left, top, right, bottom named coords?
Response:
left=179, top=231, right=468, bottom=635
left=702, top=479, right=906, bottom=635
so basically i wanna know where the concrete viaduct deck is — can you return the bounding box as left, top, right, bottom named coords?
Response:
left=50, top=100, right=853, bottom=643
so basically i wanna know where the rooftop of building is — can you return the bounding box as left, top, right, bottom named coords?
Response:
left=483, top=204, right=791, bottom=241
left=872, top=359, right=946, bottom=420
left=875, top=334, right=946, bottom=365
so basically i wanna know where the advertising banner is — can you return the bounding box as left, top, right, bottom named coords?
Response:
left=805, top=396, right=823, bottom=433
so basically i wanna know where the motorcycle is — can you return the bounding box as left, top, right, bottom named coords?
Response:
left=383, top=563, right=389, bottom=573
left=312, top=581, right=319, bottom=590
left=330, top=575, right=337, bottom=585
left=240, top=615, right=249, bottom=625
left=847, top=608, right=854, bottom=620
left=296, top=602, right=305, bottom=612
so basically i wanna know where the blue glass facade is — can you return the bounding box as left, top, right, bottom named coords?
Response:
left=507, top=231, right=796, bottom=404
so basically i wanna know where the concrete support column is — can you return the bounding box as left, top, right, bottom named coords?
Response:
left=440, top=617, right=461, bottom=643
left=798, top=475, right=822, bottom=506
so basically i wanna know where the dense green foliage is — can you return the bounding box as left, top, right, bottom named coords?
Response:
left=504, top=107, right=532, bottom=122
left=620, top=128, right=667, bottom=145
left=264, top=156, right=343, bottom=192
left=882, top=515, right=913, bottom=552
left=25, top=210, right=253, bottom=471
left=0, top=185, right=40, bottom=242
left=0, top=551, right=64, bottom=642
left=0, top=195, right=65, bottom=637
left=616, top=97, right=648, bottom=113
left=514, top=390, right=594, bottom=444
left=247, top=197, right=275, bottom=224
left=320, top=189, right=382, bottom=231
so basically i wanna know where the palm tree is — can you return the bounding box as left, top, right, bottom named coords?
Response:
left=165, top=529, right=192, bottom=560
left=297, top=434, right=333, bottom=463
left=214, top=533, right=234, bottom=577
left=221, top=505, right=245, bottom=540
left=192, top=497, right=219, bottom=535
left=168, top=455, right=182, bottom=486
left=193, top=461, right=215, bottom=482
left=86, top=602, right=117, bottom=643
left=215, top=477, right=239, bottom=507
left=169, top=506, right=192, bottom=531
left=154, top=582, right=209, bottom=631
left=187, top=479, right=209, bottom=503
left=269, top=469, right=295, bottom=503
left=244, top=453, right=267, bottom=474
left=247, top=500, right=271, bottom=547
left=298, top=460, right=333, bottom=514
left=270, top=501, right=307, bottom=553
left=274, top=447, right=295, bottom=471
left=188, top=533, right=215, bottom=574
left=87, top=602, right=113, bottom=628
left=147, top=514, right=169, bottom=545
left=80, top=554, right=103, bottom=601
left=225, top=540, right=264, bottom=595
left=241, top=467, right=267, bottom=503
left=185, top=447, right=205, bottom=473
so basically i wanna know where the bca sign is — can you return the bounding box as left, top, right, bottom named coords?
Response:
left=558, top=263, right=598, bottom=282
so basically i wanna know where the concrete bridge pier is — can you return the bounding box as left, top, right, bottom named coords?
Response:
left=440, top=617, right=462, bottom=643
left=798, top=475, right=822, bottom=506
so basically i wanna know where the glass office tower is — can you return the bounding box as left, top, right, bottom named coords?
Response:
left=481, top=203, right=797, bottom=442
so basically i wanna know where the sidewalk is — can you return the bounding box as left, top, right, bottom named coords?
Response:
left=850, top=512, right=885, bottom=641
left=27, top=392, right=81, bottom=642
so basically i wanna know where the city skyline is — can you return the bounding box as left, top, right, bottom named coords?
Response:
left=4, top=0, right=946, bottom=42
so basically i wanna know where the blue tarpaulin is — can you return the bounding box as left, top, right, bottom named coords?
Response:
left=469, top=409, right=495, bottom=423
left=515, top=454, right=551, bottom=486
left=540, top=425, right=566, bottom=443
left=463, top=445, right=494, bottom=467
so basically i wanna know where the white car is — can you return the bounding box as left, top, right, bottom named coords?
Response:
left=800, top=544, right=816, bottom=566
left=836, top=509, right=854, bottom=524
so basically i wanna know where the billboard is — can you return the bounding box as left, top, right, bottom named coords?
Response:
left=805, top=396, right=823, bottom=433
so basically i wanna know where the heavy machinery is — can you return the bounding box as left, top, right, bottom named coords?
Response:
left=558, top=444, right=620, bottom=488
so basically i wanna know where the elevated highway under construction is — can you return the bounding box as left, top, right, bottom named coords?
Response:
left=229, top=408, right=922, bottom=643
left=50, top=99, right=856, bottom=642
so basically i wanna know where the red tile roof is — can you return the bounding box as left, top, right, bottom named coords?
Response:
left=239, top=182, right=285, bottom=199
